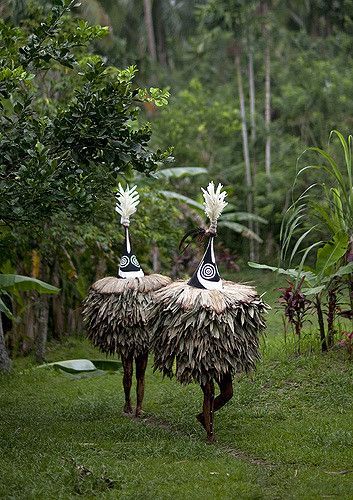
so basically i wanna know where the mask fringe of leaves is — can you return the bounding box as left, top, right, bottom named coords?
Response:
left=82, top=274, right=170, bottom=357
left=149, top=281, right=269, bottom=385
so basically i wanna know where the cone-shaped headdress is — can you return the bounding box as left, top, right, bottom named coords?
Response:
left=115, top=184, right=144, bottom=279
left=188, top=182, right=227, bottom=290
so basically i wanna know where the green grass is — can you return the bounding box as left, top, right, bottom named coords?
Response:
left=1, top=270, right=353, bottom=499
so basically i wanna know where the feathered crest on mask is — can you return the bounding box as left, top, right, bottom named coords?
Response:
left=202, top=181, right=228, bottom=231
left=179, top=182, right=228, bottom=254
left=115, top=184, right=140, bottom=226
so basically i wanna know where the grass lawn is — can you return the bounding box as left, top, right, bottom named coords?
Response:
left=1, top=270, right=353, bottom=499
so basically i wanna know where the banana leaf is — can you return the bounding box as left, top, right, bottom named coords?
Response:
left=0, top=274, right=59, bottom=294
left=38, top=358, right=122, bottom=375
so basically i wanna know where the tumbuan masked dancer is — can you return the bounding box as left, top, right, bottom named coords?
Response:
left=150, top=182, right=269, bottom=441
left=83, top=185, right=171, bottom=417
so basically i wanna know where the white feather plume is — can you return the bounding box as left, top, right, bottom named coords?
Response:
left=201, top=182, right=227, bottom=228
left=115, top=184, right=140, bottom=226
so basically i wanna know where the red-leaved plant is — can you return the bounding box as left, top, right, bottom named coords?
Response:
left=278, top=277, right=312, bottom=353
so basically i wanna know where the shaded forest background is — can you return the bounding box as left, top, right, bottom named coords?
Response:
left=1, top=0, right=353, bottom=364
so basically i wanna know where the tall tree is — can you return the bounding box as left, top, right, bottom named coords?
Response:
left=199, top=0, right=259, bottom=259
left=248, top=37, right=259, bottom=260
left=235, top=46, right=255, bottom=260
left=143, top=0, right=157, bottom=61
left=262, top=0, right=271, bottom=192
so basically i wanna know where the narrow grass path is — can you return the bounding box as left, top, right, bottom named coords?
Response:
left=136, top=413, right=277, bottom=467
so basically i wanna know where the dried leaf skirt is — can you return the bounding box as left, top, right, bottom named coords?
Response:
left=82, top=274, right=171, bottom=358
left=150, top=280, right=269, bottom=385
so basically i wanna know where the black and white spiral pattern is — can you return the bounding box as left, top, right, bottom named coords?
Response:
left=200, top=263, right=216, bottom=280
left=131, top=255, right=140, bottom=267
left=120, top=256, right=129, bottom=268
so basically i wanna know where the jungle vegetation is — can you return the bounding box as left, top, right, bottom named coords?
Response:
left=1, top=0, right=353, bottom=373
left=2, top=2, right=353, bottom=498
left=0, top=0, right=353, bottom=369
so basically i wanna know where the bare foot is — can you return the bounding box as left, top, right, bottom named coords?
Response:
left=135, top=407, right=143, bottom=418
left=196, top=412, right=206, bottom=430
left=123, top=402, right=133, bottom=414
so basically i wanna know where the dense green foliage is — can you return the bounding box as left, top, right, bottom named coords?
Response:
left=0, top=1, right=170, bottom=231
left=0, top=0, right=179, bottom=363
left=144, top=0, right=353, bottom=257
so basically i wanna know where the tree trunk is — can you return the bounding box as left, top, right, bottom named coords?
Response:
left=248, top=46, right=259, bottom=261
left=9, top=296, right=19, bottom=356
left=34, top=259, right=49, bottom=363
left=262, top=1, right=273, bottom=259
left=248, top=51, right=256, bottom=146
left=95, top=255, right=107, bottom=281
left=51, top=260, right=65, bottom=340
left=235, top=49, right=254, bottom=260
left=264, top=42, right=271, bottom=188
left=10, top=261, right=27, bottom=355
left=13, top=292, right=36, bottom=356
left=315, top=295, right=327, bottom=352
left=151, top=243, right=161, bottom=273
left=35, top=296, right=49, bottom=363
left=67, top=307, right=82, bottom=336
left=22, top=295, right=36, bottom=354
left=263, top=1, right=271, bottom=193
left=153, top=0, right=168, bottom=66
left=0, top=312, right=12, bottom=373
left=21, top=250, right=40, bottom=354
left=143, top=0, right=157, bottom=62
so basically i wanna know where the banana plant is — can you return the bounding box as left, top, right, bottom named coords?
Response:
left=0, top=274, right=59, bottom=374
left=140, top=165, right=267, bottom=241
left=265, top=131, right=353, bottom=352
left=143, top=165, right=267, bottom=241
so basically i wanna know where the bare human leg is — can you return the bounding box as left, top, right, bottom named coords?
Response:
left=135, top=352, right=148, bottom=418
left=196, top=372, right=233, bottom=435
left=200, top=379, right=215, bottom=442
left=214, top=372, right=233, bottom=411
left=121, top=353, right=133, bottom=414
